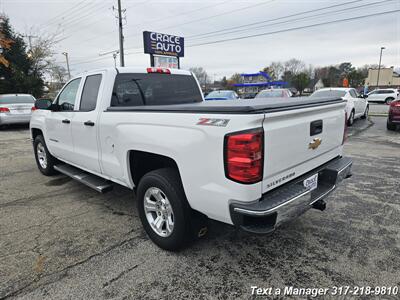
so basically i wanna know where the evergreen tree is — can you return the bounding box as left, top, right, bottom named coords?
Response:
left=0, top=15, right=44, bottom=97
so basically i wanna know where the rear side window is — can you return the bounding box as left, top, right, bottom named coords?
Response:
left=80, top=74, right=102, bottom=111
left=111, top=73, right=202, bottom=106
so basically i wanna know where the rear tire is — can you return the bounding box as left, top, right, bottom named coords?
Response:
left=385, top=97, right=394, bottom=105
left=137, top=168, right=205, bottom=251
left=387, top=120, right=396, bottom=131
left=347, top=110, right=355, bottom=126
left=361, top=105, right=369, bottom=119
left=33, top=135, right=58, bottom=176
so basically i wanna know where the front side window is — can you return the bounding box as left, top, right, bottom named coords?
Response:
left=111, top=73, right=203, bottom=106
left=349, top=89, right=357, bottom=98
left=57, top=78, right=81, bottom=111
left=80, top=74, right=102, bottom=111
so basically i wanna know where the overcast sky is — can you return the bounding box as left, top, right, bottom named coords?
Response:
left=1, top=0, right=399, bottom=78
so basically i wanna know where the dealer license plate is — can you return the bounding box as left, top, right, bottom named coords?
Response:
left=303, top=173, right=318, bottom=191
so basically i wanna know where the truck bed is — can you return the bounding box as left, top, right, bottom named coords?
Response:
left=106, top=97, right=344, bottom=114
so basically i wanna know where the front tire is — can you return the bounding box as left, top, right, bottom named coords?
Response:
left=137, top=168, right=199, bottom=251
left=385, top=97, right=394, bottom=105
left=361, top=105, right=369, bottom=119
left=347, top=110, right=355, bottom=126
left=33, top=135, right=58, bottom=176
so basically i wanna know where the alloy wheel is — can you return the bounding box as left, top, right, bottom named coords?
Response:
left=144, top=187, right=174, bottom=237
left=37, top=142, right=47, bottom=169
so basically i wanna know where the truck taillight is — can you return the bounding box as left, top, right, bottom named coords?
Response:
left=31, top=106, right=37, bottom=111
left=224, top=128, right=264, bottom=184
left=0, top=107, right=10, bottom=113
left=342, top=111, right=348, bottom=145
left=146, top=67, right=171, bottom=74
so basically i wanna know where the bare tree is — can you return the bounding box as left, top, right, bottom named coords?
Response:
left=264, top=61, right=284, bottom=80
left=25, top=31, right=58, bottom=76
left=284, top=58, right=306, bottom=75
left=45, top=64, right=68, bottom=96
left=189, top=67, right=211, bottom=86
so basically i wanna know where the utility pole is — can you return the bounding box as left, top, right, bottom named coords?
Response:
left=117, top=0, right=125, bottom=67
left=22, top=34, right=37, bottom=58
left=376, top=46, right=385, bottom=89
left=62, top=52, right=71, bottom=79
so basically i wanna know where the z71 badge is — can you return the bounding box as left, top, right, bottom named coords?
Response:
left=197, top=118, right=230, bottom=127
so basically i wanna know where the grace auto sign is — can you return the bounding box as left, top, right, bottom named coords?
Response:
left=143, top=31, right=184, bottom=57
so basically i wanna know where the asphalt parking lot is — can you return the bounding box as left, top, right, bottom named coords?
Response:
left=1, top=114, right=399, bottom=299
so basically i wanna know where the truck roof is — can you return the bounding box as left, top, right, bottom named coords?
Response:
left=76, top=67, right=192, bottom=77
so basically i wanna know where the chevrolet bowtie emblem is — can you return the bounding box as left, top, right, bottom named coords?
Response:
left=309, top=138, right=322, bottom=150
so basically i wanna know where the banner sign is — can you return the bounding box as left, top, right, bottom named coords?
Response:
left=143, top=31, right=184, bottom=57
left=154, top=56, right=179, bottom=68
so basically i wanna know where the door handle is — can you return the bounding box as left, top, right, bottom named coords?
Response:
left=84, top=120, right=95, bottom=126
left=62, top=119, right=70, bottom=124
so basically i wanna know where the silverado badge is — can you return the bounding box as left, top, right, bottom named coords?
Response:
left=309, top=138, right=322, bottom=150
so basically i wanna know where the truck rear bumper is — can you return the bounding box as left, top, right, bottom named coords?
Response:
left=229, top=156, right=352, bottom=234
left=0, top=114, right=31, bottom=125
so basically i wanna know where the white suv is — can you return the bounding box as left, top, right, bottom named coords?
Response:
left=367, top=89, right=400, bottom=104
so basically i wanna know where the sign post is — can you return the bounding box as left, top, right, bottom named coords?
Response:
left=143, top=31, right=184, bottom=69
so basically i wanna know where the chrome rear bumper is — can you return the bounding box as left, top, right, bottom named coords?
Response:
left=230, top=156, right=352, bottom=234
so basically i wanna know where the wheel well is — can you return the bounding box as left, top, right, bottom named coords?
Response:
left=31, top=128, right=43, bottom=140
left=129, top=150, right=180, bottom=186
left=386, top=97, right=394, bottom=100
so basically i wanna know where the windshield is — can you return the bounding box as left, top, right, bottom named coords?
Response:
left=0, top=95, right=35, bottom=104
left=111, top=73, right=203, bottom=106
left=206, top=91, right=233, bottom=98
left=256, top=90, right=286, bottom=98
left=310, top=90, right=346, bottom=98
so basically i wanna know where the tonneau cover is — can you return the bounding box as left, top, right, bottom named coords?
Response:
left=106, top=97, right=344, bottom=114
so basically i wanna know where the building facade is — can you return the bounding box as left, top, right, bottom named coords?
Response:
left=364, top=67, right=400, bottom=88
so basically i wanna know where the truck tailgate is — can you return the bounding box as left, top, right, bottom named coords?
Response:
left=262, top=102, right=346, bottom=193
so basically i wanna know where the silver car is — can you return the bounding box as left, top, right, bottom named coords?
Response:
left=0, top=94, right=36, bottom=126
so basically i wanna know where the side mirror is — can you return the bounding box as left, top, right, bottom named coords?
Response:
left=359, top=94, right=368, bottom=99
left=35, top=99, right=53, bottom=110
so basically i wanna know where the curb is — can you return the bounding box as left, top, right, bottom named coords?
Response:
left=368, top=113, right=388, bottom=117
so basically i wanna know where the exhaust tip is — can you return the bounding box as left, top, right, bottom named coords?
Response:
left=312, top=199, right=326, bottom=211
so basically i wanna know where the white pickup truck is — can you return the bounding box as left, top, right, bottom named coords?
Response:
left=31, top=67, right=352, bottom=250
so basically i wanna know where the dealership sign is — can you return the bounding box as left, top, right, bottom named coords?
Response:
left=143, top=31, right=184, bottom=57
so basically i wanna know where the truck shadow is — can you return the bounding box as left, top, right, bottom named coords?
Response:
left=0, top=124, right=30, bottom=132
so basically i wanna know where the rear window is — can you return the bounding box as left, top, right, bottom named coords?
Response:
left=111, top=73, right=203, bottom=106
left=256, top=90, right=287, bottom=98
left=0, top=95, right=35, bottom=104
left=206, top=91, right=233, bottom=98
left=310, top=90, right=346, bottom=98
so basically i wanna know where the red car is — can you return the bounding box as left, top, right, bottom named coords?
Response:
left=387, top=99, right=400, bottom=131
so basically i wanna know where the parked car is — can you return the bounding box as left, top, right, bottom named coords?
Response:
left=204, top=90, right=239, bottom=100
left=255, top=88, right=292, bottom=98
left=387, top=99, right=400, bottom=131
left=310, top=88, right=368, bottom=126
left=31, top=67, right=352, bottom=251
left=367, top=88, right=400, bottom=104
left=0, top=94, right=36, bottom=126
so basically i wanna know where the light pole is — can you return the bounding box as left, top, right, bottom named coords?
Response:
left=376, top=46, right=385, bottom=89
left=62, top=52, right=71, bottom=79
